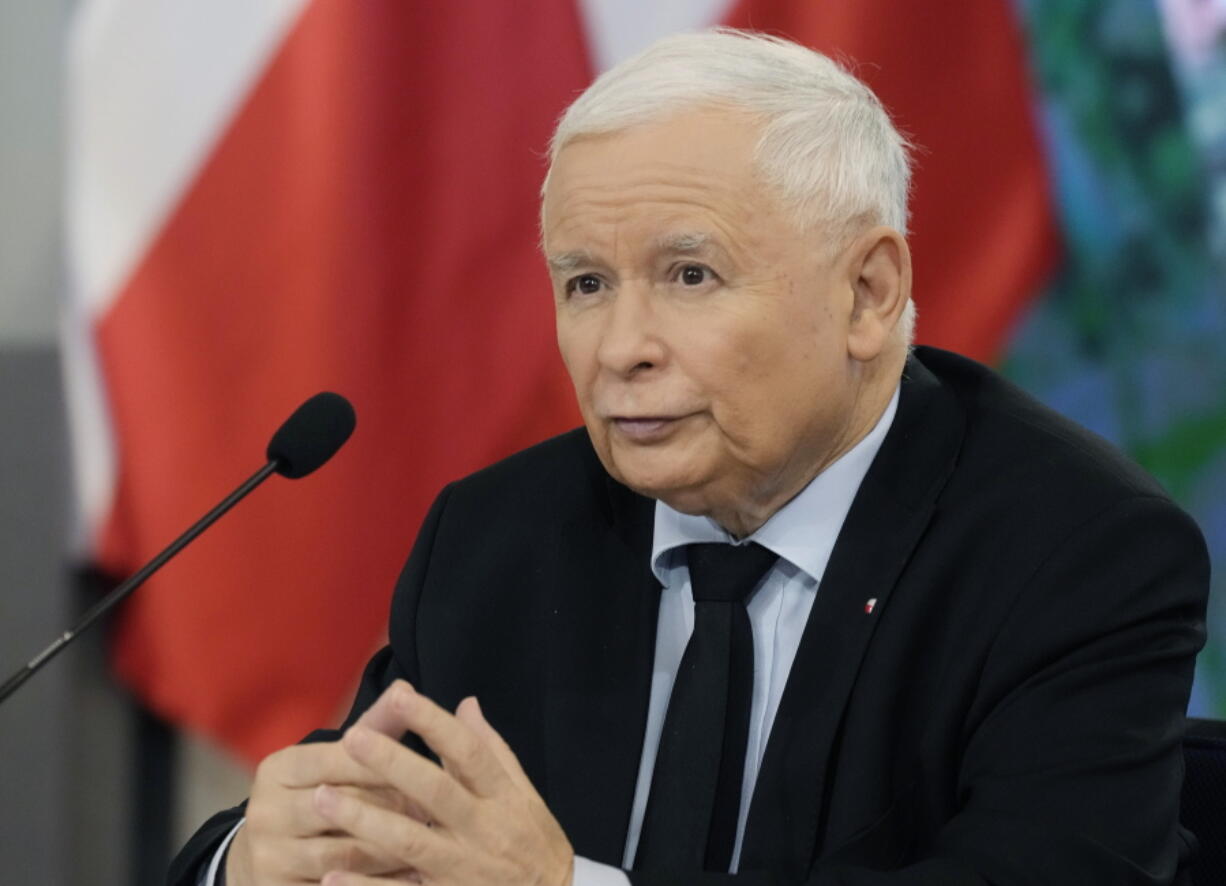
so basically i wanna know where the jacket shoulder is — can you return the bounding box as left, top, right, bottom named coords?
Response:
left=434, top=426, right=615, bottom=534
left=914, top=346, right=1172, bottom=511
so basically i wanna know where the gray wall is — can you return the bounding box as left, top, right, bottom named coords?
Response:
left=0, top=0, right=66, bottom=346
left=0, top=0, right=132, bottom=882
left=0, top=1, right=253, bottom=880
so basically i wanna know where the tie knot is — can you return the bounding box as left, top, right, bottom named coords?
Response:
left=686, top=542, right=778, bottom=604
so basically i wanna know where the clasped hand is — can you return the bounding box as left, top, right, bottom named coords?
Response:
left=227, top=680, right=575, bottom=886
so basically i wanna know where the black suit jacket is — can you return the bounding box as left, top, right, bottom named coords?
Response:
left=170, top=347, right=1209, bottom=886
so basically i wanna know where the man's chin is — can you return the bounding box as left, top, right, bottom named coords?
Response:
left=612, top=467, right=716, bottom=515
left=592, top=432, right=720, bottom=504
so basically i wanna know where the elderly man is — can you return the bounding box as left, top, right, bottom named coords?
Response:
left=172, top=29, right=1208, bottom=886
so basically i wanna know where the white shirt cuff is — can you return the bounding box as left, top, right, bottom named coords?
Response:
left=200, top=818, right=244, bottom=886
left=572, top=855, right=631, bottom=886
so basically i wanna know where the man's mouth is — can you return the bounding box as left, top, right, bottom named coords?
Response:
left=610, top=416, right=685, bottom=442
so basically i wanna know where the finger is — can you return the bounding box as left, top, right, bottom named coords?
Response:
left=322, top=784, right=425, bottom=834
left=317, top=732, right=433, bottom=824
left=248, top=785, right=336, bottom=838
left=262, top=741, right=392, bottom=790
left=337, top=783, right=435, bottom=830
left=248, top=782, right=408, bottom=840
left=272, top=833, right=411, bottom=879
left=321, top=872, right=420, bottom=886
left=336, top=784, right=424, bottom=816
left=352, top=686, right=512, bottom=797
left=341, top=727, right=473, bottom=827
left=455, top=696, right=533, bottom=792
left=356, top=680, right=419, bottom=738
left=315, top=784, right=450, bottom=874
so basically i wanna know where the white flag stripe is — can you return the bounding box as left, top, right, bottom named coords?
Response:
left=60, top=296, right=115, bottom=554
left=66, top=0, right=309, bottom=319
left=576, top=0, right=736, bottom=72
left=62, top=0, right=308, bottom=548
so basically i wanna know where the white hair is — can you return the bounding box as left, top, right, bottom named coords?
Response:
left=543, top=28, right=916, bottom=342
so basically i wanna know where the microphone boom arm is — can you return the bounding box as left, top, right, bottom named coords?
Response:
left=0, top=459, right=281, bottom=705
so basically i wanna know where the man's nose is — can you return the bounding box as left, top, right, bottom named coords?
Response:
left=596, top=283, right=666, bottom=378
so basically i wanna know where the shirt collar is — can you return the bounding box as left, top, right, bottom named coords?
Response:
left=650, top=385, right=900, bottom=585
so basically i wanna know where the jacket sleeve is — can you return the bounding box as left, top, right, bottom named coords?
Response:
left=630, top=495, right=1209, bottom=886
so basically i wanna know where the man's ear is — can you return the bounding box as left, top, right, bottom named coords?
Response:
left=845, top=226, right=912, bottom=362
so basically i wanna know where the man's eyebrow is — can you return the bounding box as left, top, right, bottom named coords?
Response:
left=653, top=231, right=710, bottom=252
left=546, top=234, right=725, bottom=273
left=652, top=231, right=729, bottom=258
left=545, top=250, right=597, bottom=274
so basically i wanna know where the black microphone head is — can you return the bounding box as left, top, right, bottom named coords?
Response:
left=266, top=392, right=356, bottom=479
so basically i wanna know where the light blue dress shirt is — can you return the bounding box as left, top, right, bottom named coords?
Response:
left=578, top=387, right=899, bottom=885
left=206, top=388, right=898, bottom=886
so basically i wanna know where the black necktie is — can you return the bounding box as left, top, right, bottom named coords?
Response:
left=635, top=541, right=779, bottom=872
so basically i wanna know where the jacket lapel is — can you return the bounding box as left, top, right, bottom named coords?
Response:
left=740, top=353, right=965, bottom=876
left=543, top=444, right=661, bottom=866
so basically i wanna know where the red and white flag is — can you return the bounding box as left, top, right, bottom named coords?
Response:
left=66, top=0, right=1056, bottom=764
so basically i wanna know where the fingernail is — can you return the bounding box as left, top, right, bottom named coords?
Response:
left=471, top=696, right=483, bottom=717
left=315, top=784, right=338, bottom=814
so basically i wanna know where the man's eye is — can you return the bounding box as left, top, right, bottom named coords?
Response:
left=566, top=275, right=603, bottom=296
left=677, top=264, right=712, bottom=286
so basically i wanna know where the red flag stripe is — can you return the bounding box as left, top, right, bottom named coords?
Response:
left=95, top=0, right=589, bottom=762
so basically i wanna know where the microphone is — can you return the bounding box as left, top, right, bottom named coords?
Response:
left=267, top=391, right=356, bottom=478
left=0, top=392, right=356, bottom=705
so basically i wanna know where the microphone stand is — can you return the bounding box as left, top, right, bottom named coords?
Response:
left=0, top=459, right=281, bottom=705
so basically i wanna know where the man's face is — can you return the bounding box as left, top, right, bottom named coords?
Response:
left=543, top=109, right=870, bottom=533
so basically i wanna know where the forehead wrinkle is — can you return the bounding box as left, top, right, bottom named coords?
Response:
left=549, top=185, right=756, bottom=242
left=545, top=170, right=771, bottom=271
